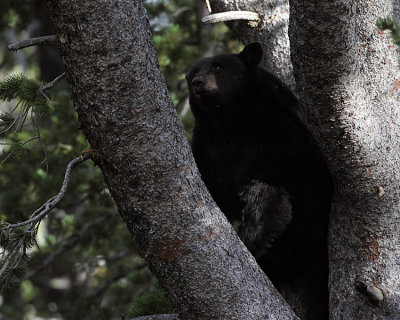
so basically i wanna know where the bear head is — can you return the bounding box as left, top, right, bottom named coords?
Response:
left=186, top=42, right=263, bottom=114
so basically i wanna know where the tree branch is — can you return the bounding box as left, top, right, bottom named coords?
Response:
left=0, top=152, right=93, bottom=284
left=0, top=136, right=39, bottom=146
left=202, top=11, right=260, bottom=26
left=7, top=35, right=58, bottom=51
left=26, top=212, right=113, bottom=279
left=39, top=72, right=66, bottom=103
left=3, top=153, right=92, bottom=229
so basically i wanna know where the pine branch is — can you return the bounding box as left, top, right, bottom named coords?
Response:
left=0, top=73, right=25, bottom=101
left=0, top=73, right=64, bottom=164
left=0, top=135, right=39, bottom=146
left=0, top=74, right=48, bottom=137
left=0, top=152, right=94, bottom=291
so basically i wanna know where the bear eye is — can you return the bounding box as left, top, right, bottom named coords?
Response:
left=214, top=64, right=223, bottom=71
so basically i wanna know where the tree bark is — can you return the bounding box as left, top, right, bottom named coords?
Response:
left=47, top=0, right=298, bottom=319
left=210, top=0, right=295, bottom=91
left=289, top=1, right=400, bottom=319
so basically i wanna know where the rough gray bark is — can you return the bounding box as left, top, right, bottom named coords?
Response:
left=47, top=0, right=298, bottom=319
left=289, top=1, right=400, bottom=319
left=210, top=0, right=295, bottom=91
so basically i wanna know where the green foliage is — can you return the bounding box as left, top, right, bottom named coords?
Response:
left=0, top=86, right=139, bottom=319
left=7, top=144, right=31, bottom=160
left=146, top=0, right=240, bottom=132
left=128, top=280, right=175, bottom=317
left=20, top=280, right=36, bottom=302
left=0, top=0, right=242, bottom=319
left=0, top=113, right=14, bottom=131
left=0, top=73, right=25, bottom=101
left=0, top=0, right=43, bottom=30
left=377, top=16, right=400, bottom=66
left=0, top=73, right=50, bottom=164
left=377, top=16, right=400, bottom=45
left=0, top=73, right=48, bottom=118
left=0, top=220, right=39, bottom=294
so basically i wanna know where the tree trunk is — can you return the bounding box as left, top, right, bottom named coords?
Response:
left=47, top=0, right=298, bottom=319
left=289, top=1, right=400, bottom=319
left=210, top=0, right=295, bottom=91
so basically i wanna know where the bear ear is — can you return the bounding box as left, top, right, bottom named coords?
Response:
left=238, top=42, right=263, bottom=68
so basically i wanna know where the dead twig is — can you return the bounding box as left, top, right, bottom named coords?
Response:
left=7, top=35, right=58, bottom=51
left=39, top=73, right=66, bottom=103
left=201, top=11, right=260, bottom=27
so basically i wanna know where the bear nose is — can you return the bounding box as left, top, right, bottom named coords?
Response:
left=191, top=76, right=205, bottom=87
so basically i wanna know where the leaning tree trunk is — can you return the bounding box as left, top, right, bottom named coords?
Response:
left=47, top=0, right=298, bottom=319
left=210, top=0, right=295, bottom=91
left=289, top=1, right=400, bottom=319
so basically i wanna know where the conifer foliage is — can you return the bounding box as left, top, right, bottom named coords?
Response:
left=0, top=73, right=49, bottom=162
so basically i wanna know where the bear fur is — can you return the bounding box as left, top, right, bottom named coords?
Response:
left=186, top=42, right=333, bottom=320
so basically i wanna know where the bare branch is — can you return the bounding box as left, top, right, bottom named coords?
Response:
left=5, top=153, right=92, bottom=229
left=0, top=100, right=23, bottom=135
left=13, top=102, right=30, bottom=133
left=39, top=72, right=66, bottom=103
left=0, top=100, right=31, bottom=138
left=201, top=11, right=260, bottom=26
left=0, top=232, right=29, bottom=284
left=1, top=149, right=16, bottom=163
left=0, top=136, right=39, bottom=146
left=7, top=35, right=58, bottom=52
left=1, top=135, right=39, bottom=164
left=0, top=152, right=94, bottom=283
left=205, top=0, right=211, bottom=13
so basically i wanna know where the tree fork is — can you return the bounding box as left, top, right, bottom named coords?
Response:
left=47, top=0, right=298, bottom=319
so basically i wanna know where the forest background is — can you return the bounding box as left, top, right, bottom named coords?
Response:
left=2, top=0, right=400, bottom=319
left=0, top=0, right=223, bottom=319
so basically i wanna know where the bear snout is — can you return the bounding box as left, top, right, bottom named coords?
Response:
left=191, top=76, right=206, bottom=95
left=191, top=74, right=218, bottom=96
left=192, top=75, right=206, bottom=87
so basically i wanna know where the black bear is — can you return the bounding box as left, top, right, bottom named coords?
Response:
left=186, top=42, right=333, bottom=320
